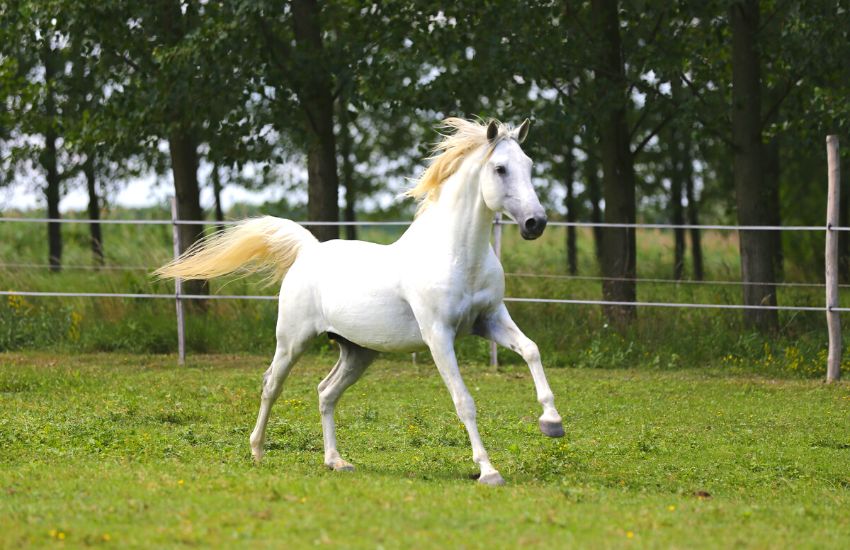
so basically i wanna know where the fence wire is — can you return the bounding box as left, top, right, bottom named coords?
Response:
left=0, top=216, right=840, bottom=314
left=503, top=272, right=833, bottom=289
left=2, top=216, right=850, bottom=232
left=0, top=217, right=410, bottom=227
left=0, top=289, right=827, bottom=312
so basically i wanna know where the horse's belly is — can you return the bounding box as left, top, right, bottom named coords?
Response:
left=300, top=238, right=502, bottom=353
left=317, top=262, right=426, bottom=352
left=324, top=295, right=426, bottom=352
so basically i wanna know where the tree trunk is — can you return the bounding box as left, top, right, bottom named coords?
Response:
left=685, top=156, right=704, bottom=281
left=592, top=0, right=637, bottom=326
left=840, top=164, right=850, bottom=283
left=763, top=137, right=783, bottom=279
left=564, top=144, right=577, bottom=275
left=211, top=164, right=225, bottom=234
left=293, top=0, right=339, bottom=242
left=669, top=136, right=686, bottom=280
left=669, top=82, right=687, bottom=280
left=730, top=0, right=777, bottom=330
left=169, top=128, right=208, bottom=300
left=339, top=103, right=357, bottom=240
left=585, top=152, right=604, bottom=262
left=44, top=127, right=62, bottom=272
left=40, top=44, right=62, bottom=272
left=84, top=157, right=104, bottom=266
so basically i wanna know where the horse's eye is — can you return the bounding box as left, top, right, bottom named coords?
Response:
left=495, top=165, right=506, bottom=175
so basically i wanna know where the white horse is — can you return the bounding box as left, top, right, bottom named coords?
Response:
left=156, top=118, right=563, bottom=485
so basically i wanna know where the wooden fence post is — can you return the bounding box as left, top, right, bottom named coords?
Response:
left=490, top=213, right=503, bottom=367
left=825, top=135, right=841, bottom=382
left=171, top=197, right=186, bottom=365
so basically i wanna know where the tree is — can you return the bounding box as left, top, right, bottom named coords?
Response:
left=290, top=0, right=340, bottom=241
left=1, top=4, right=70, bottom=271
left=591, top=0, right=638, bottom=324
left=39, top=42, right=63, bottom=271
left=60, top=0, right=265, bottom=297
left=730, top=0, right=778, bottom=330
left=563, top=140, right=578, bottom=275
left=667, top=80, right=688, bottom=280
left=252, top=0, right=339, bottom=241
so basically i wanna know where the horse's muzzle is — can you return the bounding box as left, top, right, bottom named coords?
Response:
left=520, top=215, right=547, bottom=240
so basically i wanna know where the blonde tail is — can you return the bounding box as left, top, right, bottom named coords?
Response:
left=154, top=216, right=319, bottom=283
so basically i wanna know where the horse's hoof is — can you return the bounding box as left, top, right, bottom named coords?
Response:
left=539, top=419, right=565, bottom=438
left=327, top=458, right=355, bottom=472
left=478, top=472, right=505, bottom=486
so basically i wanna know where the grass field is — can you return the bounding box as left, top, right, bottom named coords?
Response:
left=2, top=352, right=850, bottom=548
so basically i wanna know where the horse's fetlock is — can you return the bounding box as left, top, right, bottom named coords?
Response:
left=473, top=451, right=490, bottom=465
left=538, top=391, right=555, bottom=407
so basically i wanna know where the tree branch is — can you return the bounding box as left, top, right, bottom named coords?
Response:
left=632, top=111, right=676, bottom=157
left=255, top=15, right=292, bottom=84
left=625, top=9, right=667, bottom=99
left=761, top=73, right=801, bottom=130
left=629, top=105, right=652, bottom=141
left=113, top=50, right=141, bottom=72
left=680, top=72, right=736, bottom=149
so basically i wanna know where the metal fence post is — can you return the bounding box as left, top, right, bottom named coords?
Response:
left=171, top=197, right=186, bottom=365
left=490, top=213, right=503, bottom=367
left=826, top=135, right=841, bottom=382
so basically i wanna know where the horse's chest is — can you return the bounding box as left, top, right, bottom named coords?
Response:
left=448, top=283, right=500, bottom=333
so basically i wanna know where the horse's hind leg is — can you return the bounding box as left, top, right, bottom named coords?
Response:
left=249, top=328, right=313, bottom=463
left=318, top=337, right=377, bottom=471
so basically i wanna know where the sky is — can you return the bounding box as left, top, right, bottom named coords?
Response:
left=3, top=172, right=281, bottom=213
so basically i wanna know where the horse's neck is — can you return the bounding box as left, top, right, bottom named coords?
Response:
left=411, top=161, right=493, bottom=268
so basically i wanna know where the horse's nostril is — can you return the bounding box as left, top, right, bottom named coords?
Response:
left=525, top=218, right=538, bottom=231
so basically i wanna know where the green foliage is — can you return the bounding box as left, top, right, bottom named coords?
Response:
left=3, top=0, right=849, bottom=260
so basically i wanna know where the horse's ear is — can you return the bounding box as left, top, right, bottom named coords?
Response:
left=516, top=118, right=531, bottom=144
left=486, top=120, right=499, bottom=143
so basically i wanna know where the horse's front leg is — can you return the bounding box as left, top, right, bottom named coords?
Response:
left=475, top=304, right=564, bottom=438
left=424, top=324, right=504, bottom=486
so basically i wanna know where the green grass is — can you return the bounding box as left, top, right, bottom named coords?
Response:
left=2, top=352, right=850, bottom=548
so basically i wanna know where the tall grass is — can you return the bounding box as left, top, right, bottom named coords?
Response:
left=0, top=207, right=843, bottom=378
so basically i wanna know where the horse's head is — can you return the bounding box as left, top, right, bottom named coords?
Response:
left=480, top=120, right=547, bottom=240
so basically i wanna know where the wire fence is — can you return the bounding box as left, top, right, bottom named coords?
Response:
left=0, top=135, right=842, bottom=378
left=0, top=261, right=840, bottom=289
left=5, top=215, right=850, bottom=231
left=0, top=217, right=411, bottom=227
left=0, top=215, right=836, bottom=314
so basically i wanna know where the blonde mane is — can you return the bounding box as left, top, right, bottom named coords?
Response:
left=406, top=118, right=513, bottom=212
